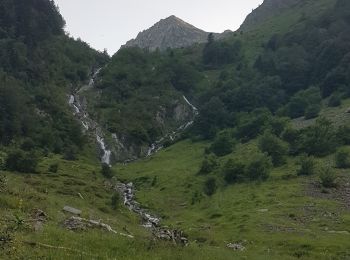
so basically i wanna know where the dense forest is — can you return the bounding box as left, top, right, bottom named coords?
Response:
left=0, top=0, right=108, bottom=171
left=1, top=0, right=349, bottom=173
left=84, top=0, right=350, bottom=159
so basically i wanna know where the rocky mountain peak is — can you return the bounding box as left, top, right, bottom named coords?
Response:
left=122, top=15, right=231, bottom=51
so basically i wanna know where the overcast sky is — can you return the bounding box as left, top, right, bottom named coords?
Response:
left=54, top=0, right=263, bottom=55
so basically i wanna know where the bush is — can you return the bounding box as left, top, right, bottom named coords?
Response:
left=337, top=125, right=350, bottom=145
left=282, top=127, right=301, bottom=155
left=258, top=131, right=289, bottom=166
left=0, top=174, right=7, bottom=192
left=335, top=148, right=350, bottom=168
left=0, top=153, right=5, bottom=171
left=304, top=104, right=321, bottom=119
left=48, top=163, right=59, bottom=173
left=328, top=93, right=341, bottom=107
left=111, top=193, right=120, bottom=210
left=210, top=132, right=235, bottom=157
left=63, top=146, right=78, bottom=161
left=5, top=149, right=38, bottom=173
left=285, top=87, right=321, bottom=119
left=223, top=159, right=245, bottom=184
left=21, top=138, right=36, bottom=151
left=269, top=117, right=289, bottom=136
left=203, top=177, right=217, bottom=196
left=299, top=118, right=338, bottom=156
left=191, top=191, right=203, bottom=205
left=297, top=155, right=316, bottom=176
left=246, top=153, right=272, bottom=181
left=320, top=167, right=337, bottom=188
left=198, top=154, right=218, bottom=175
left=101, top=163, right=113, bottom=179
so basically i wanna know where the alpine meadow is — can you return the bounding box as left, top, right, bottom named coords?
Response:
left=1, top=0, right=350, bottom=259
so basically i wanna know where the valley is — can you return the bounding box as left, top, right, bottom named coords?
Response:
left=1, top=0, right=350, bottom=259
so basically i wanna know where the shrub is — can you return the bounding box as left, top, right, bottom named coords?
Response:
left=63, top=146, right=78, bottom=161
left=0, top=174, right=7, bottom=192
left=111, top=193, right=120, bottom=210
left=297, top=155, right=316, bottom=176
left=48, top=163, right=59, bottom=173
left=246, top=153, right=272, bottom=181
left=269, top=117, right=289, bottom=136
left=335, top=148, right=350, bottom=168
left=282, top=127, right=301, bottom=155
left=328, top=93, right=341, bottom=107
left=191, top=191, right=203, bottom=205
left=210, top=132, right=235, bottom=157
left=320, top=167, right=337, bottom=188
left=285, top=87, right=321, bottom=119
left=299, top=118, right=338, bottom=156
left=304, top=104, right=321, bottom=119
left=258, top=131, right=289, bottom=166
left=101, top=163, right=113, bottom=179
left=223, top=159, right=245, bottom=184
left=21, top=138, right=36, bottom=151
left=151, top=176, right=158, bottom=186
left=337, top=125, right=350, bottom=145
left=5, top=149, right=38, bottom=173
left=203, top=177, right=217, bottom=196
left=198, top=154, right=219, bottom=175
left=0, top=154, right=5, bottom=171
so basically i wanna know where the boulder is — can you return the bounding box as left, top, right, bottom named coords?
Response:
left=63, top=206, right=82, bottom=215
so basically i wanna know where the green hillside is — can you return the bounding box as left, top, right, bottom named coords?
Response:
left=1, top=0, right=350, bottom=259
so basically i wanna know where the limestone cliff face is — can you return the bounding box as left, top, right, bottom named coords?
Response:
left=122, top=15, right=231, bottom=51
left=240, top=0, right=302, bottom=31
left=109, top=98, right=195, bottom=162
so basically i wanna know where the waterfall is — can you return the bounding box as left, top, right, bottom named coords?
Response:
left=88, top=68, right=102, bottom=87
left=68, top=68, right=112, bottom=166
left=69, top=69, right=199, bottom=163
left=69, top=95, right=80, bottom=114
left=146, top=96, right=198, bottom=157
left=183, top=95, right=199, bottom=115
left=67, top=68, right=188, bottom=243
left=96, top=135, right=112, bottom=165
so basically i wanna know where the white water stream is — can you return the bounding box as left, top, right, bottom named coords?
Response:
left=68, top=69, right=112, bottom=166
left=146, top=95, right=198, bottom=157
left=68, top=69, right=194, bottom=243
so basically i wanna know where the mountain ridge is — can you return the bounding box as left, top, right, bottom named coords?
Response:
left=240, top=0, right=303, bottom=31
left=122, top=15, right=232, bottom=51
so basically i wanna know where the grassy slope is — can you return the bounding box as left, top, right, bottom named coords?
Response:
left=2, top=103, right=350, bottom=259
left=293, top=99, right=350, bottom=129
left=238, top=0, right=337, bottom=61
left=117, top=140, right=350, bottom=259
left=0, top=154, right=153, bottom=259
left=117, top=100, right=350, bottom=259
left=0, top=153, right=246, bottom=259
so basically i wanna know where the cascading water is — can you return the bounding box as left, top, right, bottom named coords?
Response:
left=146, top=95, right=199, bottom=157
left=183, top=95, right=199, bottom=115
left=67, top=69, right=190, bottom=243
left=96, top=135, right=112, bottom=165
left=68, top=69, right=112, bottom=166
left=88, top=68, right=102, bottom=87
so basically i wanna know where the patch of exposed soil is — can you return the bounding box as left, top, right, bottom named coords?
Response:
left=306, top=174, right=350, bottom=209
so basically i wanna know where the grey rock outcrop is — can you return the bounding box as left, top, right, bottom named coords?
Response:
left=63, top=206, right=82, bottom=216
left=122, top=15, right=232, bottom=51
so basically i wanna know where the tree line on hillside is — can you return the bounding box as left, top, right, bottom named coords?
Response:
left=0, top=0, right=109, bottom=173
left=194, top=0, right=350, bottom=140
